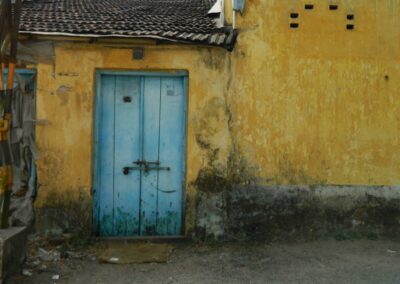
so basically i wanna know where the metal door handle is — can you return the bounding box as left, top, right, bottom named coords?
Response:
left=123, top=166, right=142, bottom=175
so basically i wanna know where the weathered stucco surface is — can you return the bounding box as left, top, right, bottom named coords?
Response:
left=34, top=43, right=232, bottom=234
left=33, top=0, right=400, bottom=237
left=229, top=0, right=400, bottom=185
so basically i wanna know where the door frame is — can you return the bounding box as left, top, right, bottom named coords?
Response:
left=92, top=70, right=189, bottom=237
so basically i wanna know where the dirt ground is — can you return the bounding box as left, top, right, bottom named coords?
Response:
left=8, top=239, right=400, bottom=284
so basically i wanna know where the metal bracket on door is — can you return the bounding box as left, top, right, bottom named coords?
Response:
left=134, top=160, right=160, bottom=166
left=144, top=166, right=171, bottom=171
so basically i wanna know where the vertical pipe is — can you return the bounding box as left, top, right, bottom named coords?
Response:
left=0, top=61, right=12, bottom=228
left=0, top=0, right=9, bottom=227
left=0, top=0, right=22, bottom=228
left=6, top=63, right=14, bottom=89
left=0, top=65, right=3, bottom=91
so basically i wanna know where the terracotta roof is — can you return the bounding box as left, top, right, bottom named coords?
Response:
left=19, top=0, right=237, bottom=50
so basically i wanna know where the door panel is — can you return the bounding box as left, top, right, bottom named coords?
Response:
left=98, top=75, right=116, bottom=236
left=140, top=77, right=161, bottom=235
left=114, top=76, right=141, bottom=236
left=96, top=73, right=186, bottom=237
left=157, top=78, right=186, bottom=235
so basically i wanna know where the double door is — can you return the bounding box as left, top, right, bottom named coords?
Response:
left=95, top=73, right=187, bottom=237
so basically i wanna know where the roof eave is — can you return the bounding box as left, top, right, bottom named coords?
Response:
left=19, top=30, right=237, bottom=51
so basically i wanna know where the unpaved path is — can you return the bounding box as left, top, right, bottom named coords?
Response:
left=8, top=240, right=400, bottom=284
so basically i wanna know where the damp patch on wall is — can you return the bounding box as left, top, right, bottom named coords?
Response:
left=195, top=185, right=400, bottom=241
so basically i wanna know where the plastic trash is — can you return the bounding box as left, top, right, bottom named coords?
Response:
left=38, top=248, right=61, bottom=262
left=108, top=257, right=119, bottom=263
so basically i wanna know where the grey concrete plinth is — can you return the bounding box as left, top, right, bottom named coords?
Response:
left=0, top=226, right=28, bottom=282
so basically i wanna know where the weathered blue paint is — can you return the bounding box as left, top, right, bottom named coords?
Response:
left=140, top=77, right=161, bottom=235
left=2, top=69, right=36, bottom=89
left=94, top=71, right=187, bottom=237
left=97, top=75, right=116, bottom=236
left=98, top=71, right=188, bottom=77
left=114, top=76, right=142, bottom=235
left=156, top=77, right=186, bottom=235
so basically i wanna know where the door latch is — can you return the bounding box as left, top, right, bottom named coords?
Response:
left=134, top=160, right=160, bottom=166
left=123, top=160, right=170, bottom=175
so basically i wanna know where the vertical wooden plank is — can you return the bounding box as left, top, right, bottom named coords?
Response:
left=113, top=76, right=142, bottom=236
left=157, top=77, right=186, bottom=235
left=140, top=77, right=161, bottom=235
left=98, top=75, right=115, bottom=236
left=92, top=73, right=101, bottom=235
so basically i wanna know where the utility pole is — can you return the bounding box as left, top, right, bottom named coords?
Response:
left=0, top=0, right=22, bottom=228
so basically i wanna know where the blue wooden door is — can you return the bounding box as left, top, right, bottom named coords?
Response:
left=94, top=73, right=186, bottom=237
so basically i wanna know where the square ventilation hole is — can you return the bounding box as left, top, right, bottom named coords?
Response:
left=347, top=14, right=354, bottom=20
left=304, top=4, right=314, bottom=10
left=329, top=4, right=338, bottom=10
left=290, top=13, right=299, bottom=19
left=290, top=23, right=299, bottom=29
left=346, top=24, right=355, bottom=30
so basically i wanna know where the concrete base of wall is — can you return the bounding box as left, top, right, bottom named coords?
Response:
left=0, top=226, right=28, bottom=282
left=196, top=185, right=400, bottom=241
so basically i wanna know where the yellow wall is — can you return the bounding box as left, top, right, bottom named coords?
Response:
left=229, top=0, right=400, bottom=185
left=33, top=0, right=400, bottom=231
left=34, top=44, right=233, bottom=232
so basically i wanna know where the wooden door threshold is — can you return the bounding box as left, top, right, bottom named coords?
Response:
left=96, top=235, right=186, bottom=243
